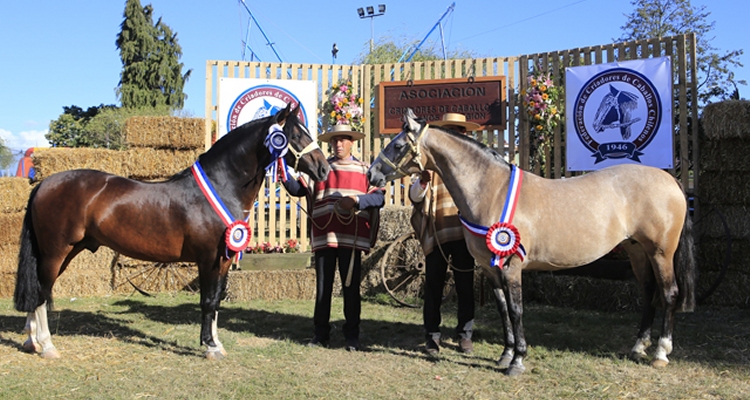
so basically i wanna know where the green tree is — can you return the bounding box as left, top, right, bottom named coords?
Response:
left=355, top=36, right=477, bottom=65
left=616, top=0, right=745, bottom=105
left=0, top=137, right=14, bottom=172
left=46, top=104, right=171, bottom=149
left=115, top=0, right=191, bottom=109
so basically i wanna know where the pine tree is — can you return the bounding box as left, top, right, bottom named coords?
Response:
left=115, top=0, right=191, bottom=109
left=616, top=0, right=744, bottom=105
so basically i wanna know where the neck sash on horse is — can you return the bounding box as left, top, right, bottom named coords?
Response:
left=459, top=164, right=526, bottom=268
left=191, top=161, right=251, bottom=253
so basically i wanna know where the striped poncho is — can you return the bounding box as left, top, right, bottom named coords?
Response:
left=310, top=156, right=379, bottom=252
left=409, top=172, right=463, bottom=256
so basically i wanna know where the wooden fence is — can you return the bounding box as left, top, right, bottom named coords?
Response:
left=204, top=33, right=699, bottom=250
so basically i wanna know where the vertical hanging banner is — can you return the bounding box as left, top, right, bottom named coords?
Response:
left=565, top=57, right=673, bottom=171
left=218, top=78, right=317, bottom=138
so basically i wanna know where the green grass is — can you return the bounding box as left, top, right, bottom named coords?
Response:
left=1, top=292, right=749, bottom=399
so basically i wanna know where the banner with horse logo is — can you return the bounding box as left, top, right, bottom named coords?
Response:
left=218, top=78, right=317, bottom=138
left=565, top=57, right=673, bottom=171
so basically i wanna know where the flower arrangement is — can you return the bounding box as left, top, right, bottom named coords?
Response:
left=522, top=69, right=563, bottom=156
left=322, top=80, right=365, bottom=132
left=245, top=239, right=301, bottom=254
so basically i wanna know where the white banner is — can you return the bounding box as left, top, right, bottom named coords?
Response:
left=565, top=57, right=673, bottom=171
left=218, top=78, right=317, bottom=138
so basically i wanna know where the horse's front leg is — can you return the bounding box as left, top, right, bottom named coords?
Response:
left=497, top=263, right=527, bottom=376
left=23, top=303, right=60, bottom=359
left=199, top=256, right=232, bottom=360
left=489, top=285, right=514, bottom=368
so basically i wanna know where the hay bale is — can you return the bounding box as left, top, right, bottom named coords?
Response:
left=32, top=147, right=127, bottom=182
left=123, top=148, right=202, bottom=180
left=377, top=205, right=413, bottom=242
left=523, top=272, right=642, bottom=312
left=52, top=248, right=117, bottom=298
left=123, top=116, right=206, bottom=149
left=0, top=272, right=15, bottom=299
left=0, top=213, right=24, bottom=246
left=702, top=100, right=750, bottom=140
left=0, top=243, right=19, bottom=276
left=225, top=269, right=316, bottom=301
left=0, top=177, right=33, bottom=213
left=699, top=139, right=750, bottom=172
left=697, top=270, right=750, bottom=307
left=698, top=171, right=750, bottom=205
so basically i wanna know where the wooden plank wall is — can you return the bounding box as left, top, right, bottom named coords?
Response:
left=204, top=34, right=698, bottom=248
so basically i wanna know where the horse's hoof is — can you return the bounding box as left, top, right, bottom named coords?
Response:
left=497, top=354, right=513, bottom=369
left=629, top=351, right=648, bottom=363
left=504, top=364, right=526, bottom=377
left=651, top=358, right=669, bottom=368
left=22, top=339, right=41, bottom=354
left=40, top=348, right=60, bottom=359
left=205, top=349, right=226, bottom=360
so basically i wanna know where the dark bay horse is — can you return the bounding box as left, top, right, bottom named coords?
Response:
left=14, top=104, right=329, bottom=359
left=367, top=109, right=695, bottom=376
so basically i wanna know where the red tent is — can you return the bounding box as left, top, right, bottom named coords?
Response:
left=15, top=148, right=35, bottom=178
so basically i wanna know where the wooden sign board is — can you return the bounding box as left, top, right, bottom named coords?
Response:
left=377, top=76, right=506, bottom=134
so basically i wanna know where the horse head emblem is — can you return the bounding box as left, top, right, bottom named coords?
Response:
left=252, top=100, right=283, bottom=121
left=592, top=84, right=641, bottom=140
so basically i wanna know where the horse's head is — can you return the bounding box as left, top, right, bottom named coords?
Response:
left=275, top=104, right=330, bottom=181
left=367, top=108, right=426, bottom=187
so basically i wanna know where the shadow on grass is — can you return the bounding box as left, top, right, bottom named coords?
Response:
left=2, top=296, right=749, bottom=371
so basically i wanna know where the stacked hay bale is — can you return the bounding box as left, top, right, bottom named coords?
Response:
left=111, top=116, right=205, bottom=294
left=0, top=178, right=33, bottom=297
left=697, top=100, right=750, bottom=306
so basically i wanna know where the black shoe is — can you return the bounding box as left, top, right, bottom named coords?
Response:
left=307, top=336, right=329, bottom=348
left=345, top=338, right=361, bottom=352
left=458, top=338, right=473, bottom=354
left=425, top=338, right=440, bottom=356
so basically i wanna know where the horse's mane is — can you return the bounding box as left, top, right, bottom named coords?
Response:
left=431, top=125, right=510, bottom=167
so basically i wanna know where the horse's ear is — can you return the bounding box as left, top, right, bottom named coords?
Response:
left=403, top=108, right=421, bottom=133
left=275, top=103, right=293, bottom=125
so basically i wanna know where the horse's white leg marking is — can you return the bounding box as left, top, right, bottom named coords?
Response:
left=34, top=302, right=60, bottom=359
left=630, top=337, right=651, bottom=360
left=23, top=312, right=41, bottom=353
left=206, top=311, right=226, bottom=358
left=651, top=337, right=673, bottom=367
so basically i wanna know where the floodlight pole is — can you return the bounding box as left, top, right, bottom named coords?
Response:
left=357, top=5, right=386, bottom=53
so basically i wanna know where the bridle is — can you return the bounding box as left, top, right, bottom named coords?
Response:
left=285, top=123, right=321, bottom=171
left=373, top=123, right=429, bottom=179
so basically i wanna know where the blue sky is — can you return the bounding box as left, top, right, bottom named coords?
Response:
left=0, top=0, right=746, bottom=174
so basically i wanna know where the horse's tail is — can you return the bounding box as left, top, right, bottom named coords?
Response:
left=14, top=185, right=48, bottom=312
left=674, top=207, right=697, bottom=312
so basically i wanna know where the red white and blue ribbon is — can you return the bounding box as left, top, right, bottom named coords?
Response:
left=265, top=124, right=290, bottom=182
left=192, top=161, right=251, bottom=255
left=459, top=165, right=525, bottom=269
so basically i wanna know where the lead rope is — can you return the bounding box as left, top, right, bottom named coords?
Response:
left=425, top=176, right=476, bottom=274
left=282, top=184, right=362, bottom=288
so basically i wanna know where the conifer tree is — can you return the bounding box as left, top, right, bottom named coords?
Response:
left=115, top=0, right=191, bottom=109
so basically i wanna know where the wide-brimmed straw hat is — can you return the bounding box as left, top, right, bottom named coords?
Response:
left=430, top=113, right=481, bottom=131
left=318, top=124, right=366, bottom=142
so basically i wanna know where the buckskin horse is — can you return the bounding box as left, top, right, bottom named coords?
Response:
left=14, top=103, right=330, bottom=360
left=367, top=109, right=695, bottom=376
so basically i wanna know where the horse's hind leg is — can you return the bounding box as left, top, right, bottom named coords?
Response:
left=623, top=242, right=656, bottom=362
left=24, top=303, right=60, bottom=359
left=650, top=252, right=680, bottom=368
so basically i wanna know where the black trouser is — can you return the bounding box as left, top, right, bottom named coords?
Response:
left=423, top=239, right=475, bottom=341
left=313, top=247, right=362, bottom=341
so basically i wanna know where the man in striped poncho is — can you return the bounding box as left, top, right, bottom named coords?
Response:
left=284, top=124, right=384, bottom=352
left=409, top=113, right=480, bottom=356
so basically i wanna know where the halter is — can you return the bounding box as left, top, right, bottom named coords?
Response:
left=373, top=124, right=429, bottom=179
left=265, top=122, right=321, bottom=182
